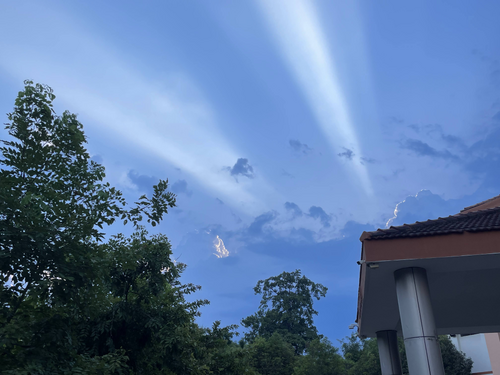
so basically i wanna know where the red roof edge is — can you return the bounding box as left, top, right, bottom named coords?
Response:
left=460, top=194, right=500, bottom=213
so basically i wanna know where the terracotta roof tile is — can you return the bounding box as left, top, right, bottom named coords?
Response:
left=460, top=193, right=500, bottom=213
left=363, top=207, right=500, bottom=241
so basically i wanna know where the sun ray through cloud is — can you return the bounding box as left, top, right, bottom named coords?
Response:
left=256, top=0, right=373, bottom=195
left=0, top=3, right=280, bottom=216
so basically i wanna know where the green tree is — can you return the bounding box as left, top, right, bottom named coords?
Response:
left=193, top=321, right=258, bottom=375
left=0, top=81, right=195, bottom=373
left=399, top=335, right=473, bottom=375
left=293, top=337, right=344, bottom=375
left=241, top=270, right=328, bottom=355
left=341, top=333, right=473, bottom=375
left=439, top=336, right=473, bottom=375
left=87, top=227, right=256, bottom=374
left=341, top=334, right=381, bottom=375
left=0, top=80, right=259, bottom=374
left=248, top=333, right=296, bottom=375
left=86, top=228, right=210, bottom=374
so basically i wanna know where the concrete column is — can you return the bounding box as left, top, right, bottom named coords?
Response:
left=394, top=267, right=445, bottom=375
left=376, top=330, right=402, bottom=375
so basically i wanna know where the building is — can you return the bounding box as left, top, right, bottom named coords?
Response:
left=450, top=333, right=500, bottom=374
left=356, top=195, right=500, bottom=374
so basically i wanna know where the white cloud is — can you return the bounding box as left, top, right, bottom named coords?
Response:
left=256, top=0, right=373, bottom=195
left=213, top=235, right=229, bottom=258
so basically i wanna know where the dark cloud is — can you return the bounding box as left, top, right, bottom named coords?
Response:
left=128, top=170, right=158, bottom=196
left=284, top=202, right=303, bottom=217
left=403, top=115, right=500, bottom=195
left=464, top=127, right=500, bottom=191
left=408, top=124, right=420, bottom=133
left=247, top=211, right=277, bottom=236
left=468, top=127, right=500, bottom=156
left=408, top=123, right=442, bottom=136
left=404, top=139, right=437, bottom=155
left=440, top=133, right=466, bottom=150
left=390, top=116, right=404, bottom=124
left=338, top=148, right=354, bottom=160
left=402, top=139, right=459, bottom=161
left=360, top=156, right=376, bottom=165
left=308, top=206, right=332, bottom=228
left=408, top=123, right=466, bottom=151
left=289, top=139, right=312, bottom=154
left=171, top=179, right=192, bottom=197
left=129, top=171, right=194, bottom=199
left=232, top=211, right=242, bottom=224
left=228, top=158, right=254, bottom=179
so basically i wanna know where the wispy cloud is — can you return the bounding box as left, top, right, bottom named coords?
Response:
left=171, top=179, right=193, bottom=197
left=402, top=139, right=459, bottom=161
left=338, top=147, right=355, bottom=160
left=284, top=201, right=303, bottom=217
left=256, top=0, right=372, bottom=194
left=0, top=3, right=279, bottom=215
left=226, top=158, right=255, bottom=180
left=308, top=206, right=332, bottom=228
left=289, top=139, right=312, bottom=154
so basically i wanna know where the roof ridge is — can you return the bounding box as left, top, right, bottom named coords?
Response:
left=460, top=193, right=500, bottom=212
left=362, top=206, right=500, bottom=241
left=458, top=205, right=500, bottom=217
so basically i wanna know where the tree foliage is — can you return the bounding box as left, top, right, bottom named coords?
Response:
left=399, top=335, right=473, bottom=375
left=439, top=336, right=473, bottom=375
left=0, top=81, right=231, bottom=374
left=247, top=333, right=296, bottom=375
left=341, top=333, right=473, bottom=375
left=341, top=334, right=381, bottom=375
left=293, top=338, right=343, bottom=375
left=241, top=270, right=327, bottom=355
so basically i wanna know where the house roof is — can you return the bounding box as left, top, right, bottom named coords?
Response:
left=357, top=193, right=500, bottom=338
left=361, top=206, right=500, bottom=241
left=460, top=193, right=500, bottom=214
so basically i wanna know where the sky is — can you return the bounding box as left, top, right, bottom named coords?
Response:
left=1, top=0, right=500, bottom=343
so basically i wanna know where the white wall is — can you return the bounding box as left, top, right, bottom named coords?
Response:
left=450, top=334, right=492, bottom=374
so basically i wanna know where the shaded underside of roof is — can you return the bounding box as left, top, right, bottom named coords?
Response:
left=363, top=207, right=500, bottom=241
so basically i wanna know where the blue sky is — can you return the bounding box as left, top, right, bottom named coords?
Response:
left=1, top=0, right=500, bottom=342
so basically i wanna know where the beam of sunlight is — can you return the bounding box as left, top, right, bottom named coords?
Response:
left=0, top=3, right=279, bottom=215
left=257, top=0, right=373, bottom=195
